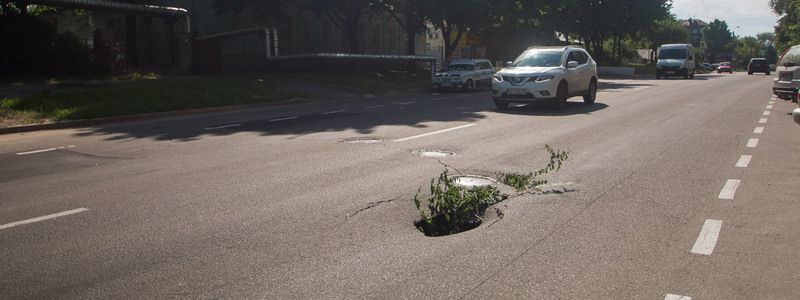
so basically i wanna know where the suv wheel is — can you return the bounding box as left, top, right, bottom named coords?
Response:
left=494, top=99, right=509, bottom=110
left=583, top=79, right=597, bottom=104
left=554, top=82, right=568, bottom=109
left=464, top=79, right=474, bottom=92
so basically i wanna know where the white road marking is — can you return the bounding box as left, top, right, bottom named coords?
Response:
left=204, top=123, right=241, bottom=130
left=766, top=105, right=774, bottom=109
left=432, top=97, right=446, bottom=101
left=16, top=145, right=76, bottom=156
left=665, top=294, right=692, bottom=300
left=735, top=155, right=752, bottom=168
left=753, top=127, right=765, bottom=134
left=394, top=123, right=477, bottom=142
left=718, top=179, right=741, bottom=200
left=321, top=109, right=347, bottom=115
left=365, top=105, right=386, bottom=109
left=269, top=116, right=299, bottom=122
left=763, top=111, right=771, bottom=116
left=395, top=101, right=418, bottom=105
left=0, top=208, right=89, bottom=231
left=691, top=219, right=723, bottom=255
left=769, top=101, right=776, bottom=105
left=759, top=118, right=768, bottom=124
left=746, top=138, right=759, bottom=148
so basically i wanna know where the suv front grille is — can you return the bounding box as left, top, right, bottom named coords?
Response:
left=502, top=76, right=538, bottom=84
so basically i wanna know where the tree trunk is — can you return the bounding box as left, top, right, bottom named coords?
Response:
left=345, top=12, right=361, bottom=54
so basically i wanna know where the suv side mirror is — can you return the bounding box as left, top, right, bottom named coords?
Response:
left=505, top=61, right=514, bottom=68
left=567, top=61, right=579, bottom=68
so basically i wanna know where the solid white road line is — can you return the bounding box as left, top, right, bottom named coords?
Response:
left=432, top=97, right=446, bottom=101
left=754, top=127, right=765, bottom=134
left=365, top=105, right=386, bottom=109
left=691, top=219, right=723, bottom=255
left=0, top=208, right=89, bottom=231
left=665, top=294, right=692, bottom=300
left=394, top=123, right=476, bottom=142
left=763, top=111, right=771, bottom=116
left=759, top=118, right=768, bottom=124
left=766, top=105, right=774, bottom=109
left=269, top=116, right=299, bottom=122
left=16, top=145, right=75, bottom=156
left=735, top=155, right=752, bottom=168
left=321, top=109, right=347, bottom=115
left=395, top=101, right=418, bottom=105
left=746, top=138, right=759, bottom=148
left=718, top=179, right=741, bottom=200
left=204, top=124, right=241, bottom=130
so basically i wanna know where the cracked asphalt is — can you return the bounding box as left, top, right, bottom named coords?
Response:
left=1, top=73, right=799, bottom=299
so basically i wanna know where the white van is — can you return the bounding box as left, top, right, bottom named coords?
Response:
left=656, top=44, right=695, bottom=79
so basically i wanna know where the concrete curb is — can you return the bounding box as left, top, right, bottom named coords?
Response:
left=0, top=88, right=433, bottom=135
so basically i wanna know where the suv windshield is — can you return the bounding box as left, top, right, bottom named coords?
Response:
left=513, top=51, right=563, bottom=67
left=658, top=49, right=687, bottom=60
left=779, top=47, right=800, bottom=66
left=447, top=64, right=475, bottom=71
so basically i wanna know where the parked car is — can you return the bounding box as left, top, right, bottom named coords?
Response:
left=794, top=93, right=800, bottom=125
left=717, top=62, right=733, bottom=73
left=701, top=63, right=714, bottom=72
left=773, top=44, right=800, bottom=101
left=432, top=59, right=494, bottom=92
left=656, top=44, right=695, bottom=79
left=491, top=46, right=598, bottom=110
left=747, top=58, right=770, bottom=75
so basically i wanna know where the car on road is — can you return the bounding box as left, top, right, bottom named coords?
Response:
left=432, top=59, right=495, bottom=92
left=747, top=58, right=770, bottom=75
left=491, top=46, right=598, bottom=110
left=794, top=94, right=800, bottom=125
left=656, top=44, right=695, bottom=79
left=701, top=63, right=714, bottom=72
left=773, top=44, right=800, bottom=101
left=717, top=62, right=733, bottom=73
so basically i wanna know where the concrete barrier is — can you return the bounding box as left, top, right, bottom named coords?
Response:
left=598, top=66, right=635, bottom=76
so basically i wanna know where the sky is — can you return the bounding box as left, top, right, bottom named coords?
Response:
left=671, top=0, right=780, bottom=37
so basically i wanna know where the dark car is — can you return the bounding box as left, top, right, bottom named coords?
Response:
left=748, top=58, right=770, bottom=75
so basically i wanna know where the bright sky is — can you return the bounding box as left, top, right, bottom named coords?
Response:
left=671, top=0, right=779, bottom=37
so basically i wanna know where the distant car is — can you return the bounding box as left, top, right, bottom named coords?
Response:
left=656, top=44, right=695, bottom=79
left=717, top=62, right=733, bottom=73
left=773, top=44, right=800, bottom=102
left=491, top=45, right=598, bottom=110
left=701, top=63, right=713, bottom=72
left=747, top=58, right=770, bottom=75
left=432, top=59, right=495, bottom=92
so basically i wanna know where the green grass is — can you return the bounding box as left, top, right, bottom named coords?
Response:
left=0, top=71, right=430, bottom=125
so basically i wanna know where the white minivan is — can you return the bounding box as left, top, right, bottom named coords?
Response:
left=656, top=44, right=695, bottom=79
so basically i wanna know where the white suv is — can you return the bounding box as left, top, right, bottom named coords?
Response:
left=491, top=46, right=598, bottom=109
left=433, top=59, right=495, bottom=92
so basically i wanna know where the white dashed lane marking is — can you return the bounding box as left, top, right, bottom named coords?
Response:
left=204, top=124, right=241, bottom=130
left=754, top=127, right=764, bottom=134
left=321, top=109, right=347, bottom=115
left=718, top=179, right=741, bottom=200
left=766, top=104, right=774, bottom=109
left=269, top=116, right=299, bottom=122
left=0, top=208, right=89, bottom=231
left=763, top=111, right=771, bottom=116
left=16, top=145, right=76, bottom=156
left=759, top=118, right=768, bottom=124
left=665, top=294, right=692, bottom=300
left=746, top=138, right=759, bottom=148
left=735, top=155, right=752, bottom=168
left=691, top=219, right=723, bottom=255
left=394, top=123, right=476, bottom=142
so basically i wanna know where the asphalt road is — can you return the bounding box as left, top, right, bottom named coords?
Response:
left=1, top=73, right=799, bottom=299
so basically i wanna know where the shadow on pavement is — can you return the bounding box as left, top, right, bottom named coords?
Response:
left=496, top=101, right=609, bottom=116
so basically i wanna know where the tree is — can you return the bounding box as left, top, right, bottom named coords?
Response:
left=769, top=0, right=800, bottom=51
left=703, top=19, right=734, bottom=63
left=378, top=0, right=428, bottom=55
left=211, top=0, right=293, bottom=28
left=424, top=0, right=491, bottom=59
left=735, top=36, right=762, bottom=67
left=641, top=18, right=689, bottom=63
left=304, top=0, right=377, bottom=54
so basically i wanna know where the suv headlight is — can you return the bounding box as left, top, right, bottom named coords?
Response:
left=493, top=74, right=504, bottom=83
left=535, top=74, right=554, bottom=83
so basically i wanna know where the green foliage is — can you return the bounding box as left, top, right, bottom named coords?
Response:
left=0, top=12, right=96, bottom=77
left=498, top=145, right=569, bottom=192
left=703, top=19, right=735, bottom=63
left=414, top=170, right=506, bottom=236
left=414, top=145, right=569, bottom=236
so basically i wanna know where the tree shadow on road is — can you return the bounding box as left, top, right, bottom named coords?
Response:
left=495, top=101, right=609, bottom=116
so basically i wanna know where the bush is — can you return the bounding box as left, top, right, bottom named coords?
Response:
left=0, top=12, right=96, bottom=77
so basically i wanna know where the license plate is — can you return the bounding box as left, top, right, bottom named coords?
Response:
left=508, top=88, right=527, bottom=95
left=665, top=71, right=674, bottom=75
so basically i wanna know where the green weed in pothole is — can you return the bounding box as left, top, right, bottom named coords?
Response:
left=498, top=145, right=569, bottom=193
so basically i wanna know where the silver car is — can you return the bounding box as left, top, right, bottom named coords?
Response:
left=491, top=46, right=598, bottom=110
left=432, top=59, right=495, bottom=92
left=773, top=44, right=800, bottom=102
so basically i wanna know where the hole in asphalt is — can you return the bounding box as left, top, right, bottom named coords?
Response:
left=341, top=137, right=383, bottom=144
left=414, top=150, right=455, bottom=158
